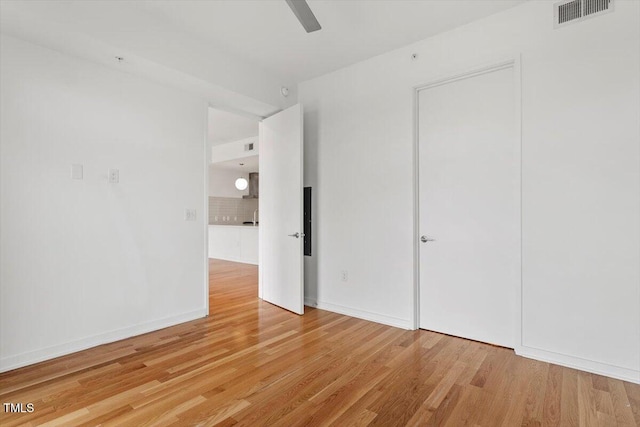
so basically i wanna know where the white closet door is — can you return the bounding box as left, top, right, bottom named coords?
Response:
left=418, top=65, right=520, bottom=348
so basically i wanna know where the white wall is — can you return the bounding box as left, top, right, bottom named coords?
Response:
left=0, top=35, right=209, bottom=371
left=209, top=167, right=249, bottom=198
left=300, top=0, right=640, bottom=383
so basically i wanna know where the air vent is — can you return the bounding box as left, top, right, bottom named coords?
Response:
left=584, top=0, right=612, bottom=16
left=554, top=0, right=613, bottom=28
left=558, top=0, right=582, bottom=24
left=244, top=142, right=254, bottom=152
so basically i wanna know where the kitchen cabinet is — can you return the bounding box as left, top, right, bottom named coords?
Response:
left=208, top=225, right=258, bottom=265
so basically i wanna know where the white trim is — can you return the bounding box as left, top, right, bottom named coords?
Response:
left=208, top=255, right=258, bottom=266
left=0, top=308, right=207, bottom=373
left=517, top=345, right=640, bottom=385
left=258, top=120, right=264, bottom=300
left=513, top=55, right=523, bottom=354
left=411, top=80, right=420, bottom=331
left=413, top=59, right=516, bottom=93
left=299, top=104, right=305, bottom=314
left=305, top=299, right=412, bottom=330
left=412, top=56, right=523, bottom=349
left=204, top=105, right=211, bottom=317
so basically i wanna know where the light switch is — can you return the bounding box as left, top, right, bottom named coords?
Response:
left=108, top=169, right=119, bottom=183
left=185, top=209, right=197, bottom=221
left=71, top=164, right=83, bottom=180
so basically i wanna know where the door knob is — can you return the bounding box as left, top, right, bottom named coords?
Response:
left=288, top=232, right=305, bottom=238
left=420, top=235, right=435, bottom=243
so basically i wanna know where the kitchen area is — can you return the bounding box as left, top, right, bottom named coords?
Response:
left=208, top=108, right=260, bottom=265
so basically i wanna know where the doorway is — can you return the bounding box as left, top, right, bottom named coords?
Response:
left=207, top=108, right=261, bottom=313
left=207, top=105, right=306, bottom=316
left=416, top=60, right=521, bottom=348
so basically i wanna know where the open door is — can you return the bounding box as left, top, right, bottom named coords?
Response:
left=259, top=104, right=304, bottom=314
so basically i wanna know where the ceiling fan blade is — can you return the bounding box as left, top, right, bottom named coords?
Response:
left=285, top=0, right=322, bottom=33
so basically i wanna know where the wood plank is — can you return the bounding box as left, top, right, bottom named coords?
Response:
left=577, top=371, right=599, bottom=426
left=560, top=368, right=580, bottom=426
left=542, top=363, right=564, bottom=427
left=609, top=378, right=637, bottom=426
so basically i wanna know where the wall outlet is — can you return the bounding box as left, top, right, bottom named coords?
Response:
left=108, top=168, right=119, bottom=183
left=184, top=209, right=197, bottom=221
left=341, top=270, right=348, bottom=282
left=71, top=164, right=83, bottom=180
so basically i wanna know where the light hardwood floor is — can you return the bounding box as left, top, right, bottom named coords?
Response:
left=1, top=259, right=639, bottom=426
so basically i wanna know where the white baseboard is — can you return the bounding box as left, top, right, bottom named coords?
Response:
left=305, top=298, right=639, bottom=384
left=0, top=308, right=208, bottom=373
left=208, top=256, right=258, bottom=265
left=304, top=298, right=412, bottom=330
left=517, top=345, right=640, bottom=384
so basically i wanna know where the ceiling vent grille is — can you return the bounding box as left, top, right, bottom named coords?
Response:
left=555, top=0, right=613, bottom=28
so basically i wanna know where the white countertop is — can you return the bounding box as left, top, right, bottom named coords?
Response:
left=209, top=224, right=259, bottom=228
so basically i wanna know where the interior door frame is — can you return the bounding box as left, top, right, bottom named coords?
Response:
left=203, top=105, right=211, bottom=317
left=411, top=56, right=523, bottom=352
left=207, top=105, right=270, bottom=317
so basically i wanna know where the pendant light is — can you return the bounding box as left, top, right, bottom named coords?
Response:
left=235, top=177, right=248, bottom=191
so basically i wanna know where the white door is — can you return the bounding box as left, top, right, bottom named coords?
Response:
left=259, top=104, right=304, bottom=314
left=418, top=65, right=520, bottom=348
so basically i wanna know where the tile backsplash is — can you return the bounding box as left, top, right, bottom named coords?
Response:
left=209, top=197, right=259, bottom=225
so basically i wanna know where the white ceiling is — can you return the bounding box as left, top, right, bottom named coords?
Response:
left=159, top=0, right=526, bottom=82
left=208, top=108, right=259, bottom=146
left=1, top=0, right=526, bottom=86
left=211, top=155, right=259, bottom=173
